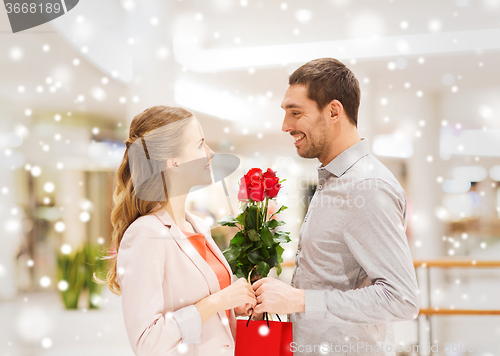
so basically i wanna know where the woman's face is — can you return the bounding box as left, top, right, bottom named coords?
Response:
left=171, top=117, right=214, bottom=188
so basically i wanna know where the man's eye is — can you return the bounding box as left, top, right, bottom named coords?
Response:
left=293, top=112, right=300, bottom=116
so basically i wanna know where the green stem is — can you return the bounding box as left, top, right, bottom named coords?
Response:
left=264, top=197, right=269, bottom=224
left=256, top=202, right=259, bottom=232
left=243, top=206, right=247, bottom=244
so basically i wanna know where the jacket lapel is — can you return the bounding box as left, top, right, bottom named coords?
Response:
left=153, top=208, right=221, bottom=295
left=153, top=208, right=236, bottom=340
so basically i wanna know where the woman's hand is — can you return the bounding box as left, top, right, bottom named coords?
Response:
left=234, top=303, right=254, bottom=317
left=195, top=278, right=256, bottom=324
left=250, top=309, right=264, bottom=320
left=217, top=277, right=257, bottom=311
left=233, top=274, right=270, bottom=319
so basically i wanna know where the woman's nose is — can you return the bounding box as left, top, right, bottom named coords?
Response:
left=206, top=145, right=215, bottom=160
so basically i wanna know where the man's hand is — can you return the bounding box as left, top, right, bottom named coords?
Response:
left=252, top=277, right=305, bottom=315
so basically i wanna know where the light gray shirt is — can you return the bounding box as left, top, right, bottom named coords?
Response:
left=289, top=138, right=420, bottom=356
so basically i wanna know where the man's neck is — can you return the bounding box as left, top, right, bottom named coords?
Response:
left=318, top=130, right=361, bottom=167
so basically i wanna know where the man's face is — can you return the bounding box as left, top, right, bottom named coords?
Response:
left=281, top=84, right=330, bottom=159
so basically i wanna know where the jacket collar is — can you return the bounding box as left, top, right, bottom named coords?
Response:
left=153, top=206, right=209, bottom=237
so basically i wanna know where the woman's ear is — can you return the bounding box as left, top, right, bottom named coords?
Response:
left=166, top=158, right=180, bottom=172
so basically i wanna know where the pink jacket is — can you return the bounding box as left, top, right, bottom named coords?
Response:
left=117, top=208, right=237, bottom=356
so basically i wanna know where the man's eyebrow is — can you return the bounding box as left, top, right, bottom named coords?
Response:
left=281, top=103, right=302, bottom=110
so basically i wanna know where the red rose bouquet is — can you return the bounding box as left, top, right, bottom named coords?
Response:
left=218, top=168, right=290, bottom=282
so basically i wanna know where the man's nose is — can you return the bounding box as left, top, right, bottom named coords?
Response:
left=282, top=115, right=293, bottom=133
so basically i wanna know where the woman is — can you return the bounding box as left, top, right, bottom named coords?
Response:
left=96, top=106, right=256, bottom=356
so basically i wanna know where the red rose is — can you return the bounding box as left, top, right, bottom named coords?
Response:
left=246, top=168, right=262, bottom=184
left=248, top=179, right=265, bottom=202
left=262, top=168, right=277, bottom=179
left=237, top=177, right=249, bottom=201
left=264, top=177, right=281, bottom=198
left=239, top=168, right=265, bottom=202
left=262, top=169, right=281, bottom=198
left=237, top=168, right=281, bottom=202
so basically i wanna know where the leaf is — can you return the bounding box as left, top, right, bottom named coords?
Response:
left=269, top=205, right=288, bottom=219
left=275, top=261, right=282, bottom=276
left=241, top=243, right=253, bottom=251
left=273, top=231, right=291, bottom=244
left=275, top=244, right=285, bottom=260
left=245, top=205, right=258, bottom=230
left=266, top=254, right=277, bottom=269
left=240, top=261, right=253, bottom=278
left=268, top=245, right=277, bottom=257
left=260, top=246, right=270, bottom=260
left=230, top=231, right=245, bottom=246
left=265, top=219, right=285, bottom=230
left=229, top=261, right=238, bottom=272
left=257, top=261, right=271, bottom=277
left=236, top=212, right=245, bottom=226
left=247, top=249, right=265, bottom=264
left=274, top=244, right=285, bottom=276
left=276, top=245, right=285, bottom=263
left=217, top=215, right=238, bottom=227
left=223, top=244, right=244, bottom=262
left=260, top=226, right=274, bottom=248
left=235, top=266, right=246, bottom=279
left=248, top=229, right=260, bottom=242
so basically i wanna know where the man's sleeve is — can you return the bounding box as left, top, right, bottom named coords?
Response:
left=304, top=178, right=420, bottom=324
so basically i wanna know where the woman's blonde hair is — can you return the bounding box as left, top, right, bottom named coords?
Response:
left=94, top=105, right=194, bottom=295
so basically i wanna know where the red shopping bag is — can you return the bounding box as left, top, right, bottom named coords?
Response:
left=235, top=313, right=293, bottom=355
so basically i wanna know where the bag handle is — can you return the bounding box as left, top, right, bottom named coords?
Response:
left=245, top=267, right=282, bottom=327
left=245, top=312, right=282, bottom=327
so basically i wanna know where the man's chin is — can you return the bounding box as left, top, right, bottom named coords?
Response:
left=296, top=147, right=316, bottom=159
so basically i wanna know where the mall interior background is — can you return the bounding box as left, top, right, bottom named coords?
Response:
left=1, top=0, right=500, bottom=355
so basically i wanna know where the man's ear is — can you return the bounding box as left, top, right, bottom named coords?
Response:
left=328, top=100, right=342, bottom=122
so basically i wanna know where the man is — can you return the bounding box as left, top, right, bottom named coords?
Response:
left=251, top=58, right=420, bottom=355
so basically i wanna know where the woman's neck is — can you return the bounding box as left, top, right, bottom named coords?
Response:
left=165, top=195, right=192, bottom=231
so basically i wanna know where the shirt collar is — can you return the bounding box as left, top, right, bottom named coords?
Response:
left=317, top=138, right=370, bottom=178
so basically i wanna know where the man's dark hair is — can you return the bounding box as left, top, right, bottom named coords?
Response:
left=289, top=58, right=360, bottom=127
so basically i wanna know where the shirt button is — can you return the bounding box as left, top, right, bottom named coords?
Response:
left=318, top=184, right=323, bottom=190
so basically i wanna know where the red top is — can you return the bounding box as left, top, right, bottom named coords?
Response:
left=182, top=229, right=231, bottom=319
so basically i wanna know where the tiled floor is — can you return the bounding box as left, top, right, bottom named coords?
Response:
left=0, top=287, right=418, bottom=356
left=2, top=283, right=499, bottom=356
left=0, top=288, right=134, bottom=356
